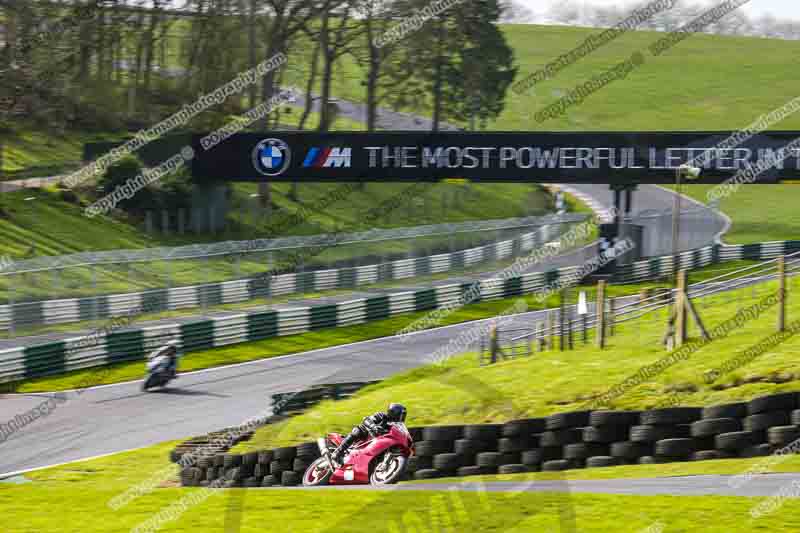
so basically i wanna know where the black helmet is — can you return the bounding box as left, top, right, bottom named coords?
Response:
left=387, top=403, right=407, bottom=422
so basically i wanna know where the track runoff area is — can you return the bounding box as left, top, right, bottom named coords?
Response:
left=187, top=131, right=800, bottom=185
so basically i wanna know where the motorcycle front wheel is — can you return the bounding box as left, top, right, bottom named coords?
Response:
left=302, top=456, right=333, bottom=486
left=370, top=453, right=408, bottom=485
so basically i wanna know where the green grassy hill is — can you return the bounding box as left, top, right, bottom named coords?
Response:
left=0, top=182, right=548, bottom=256
left=496, top=26, right=800, bottom=244
left=671, top=184, right=800, bottom=244
left=0, top=181, right=550, bottom=306
left=495, top=25, right=800, bottom=132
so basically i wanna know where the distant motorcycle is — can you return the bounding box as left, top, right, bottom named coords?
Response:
left=142, top=342, right=179, bottom=391
left=303, top=422, right=413, bottom=486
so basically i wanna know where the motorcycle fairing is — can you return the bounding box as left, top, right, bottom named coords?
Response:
left=329, top=425, right=412, bottom=485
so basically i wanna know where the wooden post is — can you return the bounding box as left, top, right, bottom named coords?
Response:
left=582, top=313, right=588, bottom=344
left=568, top=315, right=574, bottom=350
left=538, top=322, right=546, bottom=352
left=608, top=297, right=616, bottom=337
left=489, top=325, right=499, bottom=364
left=559, top=290, right=566, bottom=351
left=675, top=270, right=687, bottom=346
left=639, top=288, right=650, bottom=304
left=596, top=280, right=606, bottom=348
left=778, top=255, right=786, bottom=332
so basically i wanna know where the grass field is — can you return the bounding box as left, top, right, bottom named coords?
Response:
left=4, top=439, right=800, bottom=532
left=672, top=184, right=800, bottom=244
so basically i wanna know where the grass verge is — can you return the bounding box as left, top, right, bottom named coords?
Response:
left=3, top=438, right=800, bottom=532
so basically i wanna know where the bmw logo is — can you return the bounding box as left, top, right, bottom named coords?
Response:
left=252, top=138, right=291, bottom=176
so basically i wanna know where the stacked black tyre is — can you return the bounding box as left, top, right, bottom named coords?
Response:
left=455, top=424, right=502, bottom=477
left=740, top=392, right=799, bottom=458
left=585, top=410, right=640, bottom=467
left=632, top=408, right=699, bottom=464
left=540, top=411, right=590, bottom=471
left=414, top=425, right=464, bottom=480
left=496, top=418, right=545, bottom=474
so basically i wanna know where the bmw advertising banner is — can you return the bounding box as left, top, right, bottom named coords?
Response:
left=188, top=131, right=800, bottom=184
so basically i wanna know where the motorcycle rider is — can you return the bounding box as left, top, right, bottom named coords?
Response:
left=147, top=339, right=181, bottom=379
left=331, top=403, right=407, bottom=464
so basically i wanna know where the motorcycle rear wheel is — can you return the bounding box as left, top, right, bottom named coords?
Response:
left=370, top=453, right=408, bottom=485
left=302, top=457, right=333, bottom=486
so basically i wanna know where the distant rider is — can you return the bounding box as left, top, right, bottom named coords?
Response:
left=332, top=403, right=407, bottom=464
left=148, top=340, right=181, bottom=379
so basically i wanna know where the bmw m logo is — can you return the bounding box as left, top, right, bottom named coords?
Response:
left=252, top=138, right=291, bottom=176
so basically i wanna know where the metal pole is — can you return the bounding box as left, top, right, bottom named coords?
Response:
left=490, top=325, right=499, bottom=364
left=671, top=168, right=682, bottom=281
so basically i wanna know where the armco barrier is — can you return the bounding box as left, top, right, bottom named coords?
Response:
left=176, top=392, right=800, bottom=487
left=2, top=239, right=798, bottom=383
left=0, top=260, right=584, bottom=383
left=615, top=240, right=800, bottom=283
left=3, top=235, right=797, bottom=334
left=0, top=222, right=572, bottom=333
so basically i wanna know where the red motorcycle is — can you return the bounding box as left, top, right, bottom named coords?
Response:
left=303, top=422, right=413, bottom=486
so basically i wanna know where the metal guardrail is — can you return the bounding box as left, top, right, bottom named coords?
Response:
left=0, top=259, right=588, bottom=383
left=0, top=214, right=584, bottom=275
left=614, top=240, right=800, bottom=284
